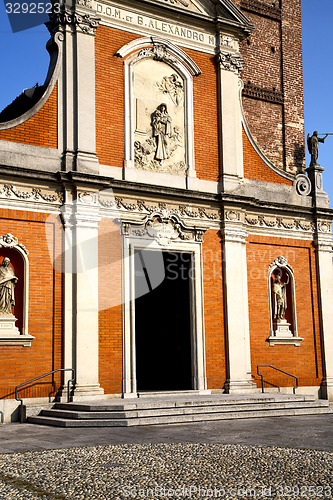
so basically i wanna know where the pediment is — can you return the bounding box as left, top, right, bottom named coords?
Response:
left=148, top=0, right=253, bottom=32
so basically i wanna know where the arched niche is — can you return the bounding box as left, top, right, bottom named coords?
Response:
left=0, top=234, right=33, bottom=346
left=267, top=256, right=302, bottom=347
left=116, top=37, right=201, bottom=183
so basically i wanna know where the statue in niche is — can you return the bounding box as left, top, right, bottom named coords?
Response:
left=152, top=103, right=172, bottom=161
left=272, top=272, right=289, bottom=320
left=307, top=131, right=328, bottom=167
left=0, top=257, right=18, bottom=315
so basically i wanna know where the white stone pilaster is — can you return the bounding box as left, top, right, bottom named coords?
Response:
left=222, top=214, right=256, bottom=393
left=316, top=232, right=333, bottom=401
left=217, top=51, right=244, bottom=191
left=53, top=6, right=100, bottom=173
left=59, top=202, right=76, bottom=400
left=72, top=193, right=104, bottom=400
left=75, top=28, right=99, bottom=173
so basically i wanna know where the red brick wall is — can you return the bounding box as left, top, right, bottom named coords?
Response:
left=184, top=48, right=220, bottom=182
left=0, top=209, right=63, bottom=399
left=98, top=217, right=123, bottom=394
left=237, top=0, right=305, bottom=174
left=280, top=0, right=305, bottom=172
left=203, top=229, right=226, bottom=389
left=243, top=127, right=292, bottom=185
left=0, top=84, right=58, bottom=149
left=95, top=26, right=138, bottom=168
left=247, top=235, right=323, bottom=389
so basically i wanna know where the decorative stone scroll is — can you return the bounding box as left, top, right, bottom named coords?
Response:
left=267, top=257, right=302, bottom=347
left=216, top=52, right=245, bottom=74
left=46, top=7, right=100, bottom=35
left=0, top=184, right=63, bottom=204
left=122, top=213, right=207, bottom=245
left=137, top=45, right=177, bottom=65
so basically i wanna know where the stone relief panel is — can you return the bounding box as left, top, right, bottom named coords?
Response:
left=133, top=58, right=186, bottom=175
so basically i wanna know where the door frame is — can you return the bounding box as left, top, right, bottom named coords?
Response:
left=122, top=235, right=207, bottom=397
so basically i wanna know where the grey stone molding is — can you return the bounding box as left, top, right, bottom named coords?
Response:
left=244, top=213, right=316, bottom=233
left=46, top=6, right=100, bottom=35
left=99, top=195, right=219, bottom=221
left=240, top=0, right=281, bottom=21
left=217, top=52, right=245, bottom=74
left=0, top=183, right=64, bottom=204
left=242, top=83, right=284, bottom=104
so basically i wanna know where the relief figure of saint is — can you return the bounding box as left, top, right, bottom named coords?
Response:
left=0, top=257, right=18, bottom=315
left=152, top=104, right=172, bottom=161
left=273, top=273, right=289, bottom=320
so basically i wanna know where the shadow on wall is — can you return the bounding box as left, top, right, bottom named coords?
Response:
left=294, top=143, right=305, bottom=172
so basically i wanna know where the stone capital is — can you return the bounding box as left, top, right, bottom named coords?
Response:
left=216, top=51, right=245, bottom=74
left=46, top=6, right=100, bottom=36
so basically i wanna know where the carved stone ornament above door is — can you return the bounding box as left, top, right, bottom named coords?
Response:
left=122, top=213, right=207, bottom=245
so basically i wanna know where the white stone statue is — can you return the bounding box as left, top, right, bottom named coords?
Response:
left=273, top=273, right=289, bottom=320
left=0, top=257, right=18, bottom=315
left=152, top=103, right=172, bottom=161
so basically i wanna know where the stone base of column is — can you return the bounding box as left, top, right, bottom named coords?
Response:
left=224, top=379, right=258, bottom=395
left=320, top=378, right=333, bottom=402
left=71, top=384, right=104, bottom=402
left=122, top=392, right=138, bottom=399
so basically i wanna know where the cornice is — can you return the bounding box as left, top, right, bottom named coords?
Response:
left=242, top=83, right=284, bottom=104
left=0, top=167, right=332, bottom=220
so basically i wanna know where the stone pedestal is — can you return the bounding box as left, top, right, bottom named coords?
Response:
left=0, top=314, right=20, bottom=335
left=274, top=318, right=292, bottom=337
left=0, top=314, right=34, bottom=347
left=306, top=164, right=330, bottom=208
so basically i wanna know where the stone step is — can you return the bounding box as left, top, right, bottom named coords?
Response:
left=27, top=405, right=333, bottom=428
left=53, top=394, right=317, bottom=413
left=41, top=400, right=329, bottom=420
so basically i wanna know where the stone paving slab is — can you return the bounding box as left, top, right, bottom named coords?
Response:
left=0, top=413, right=332, bottom=454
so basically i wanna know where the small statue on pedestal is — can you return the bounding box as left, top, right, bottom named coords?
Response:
left=273, top=273, right=289, bottom=320
left=307, top=131, right=328, bottom=167
left=0, top=257, right=18, bottom=316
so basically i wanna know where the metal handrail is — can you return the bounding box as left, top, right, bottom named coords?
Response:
left=257, top=365, right=298, bottom=394
left=15, top=368, right=76, bottom=407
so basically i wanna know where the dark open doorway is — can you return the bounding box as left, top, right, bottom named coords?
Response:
left=134, top=250, right=192, bottom=392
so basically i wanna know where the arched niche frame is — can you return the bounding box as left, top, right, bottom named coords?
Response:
left=0, top=233, right=34, bottom=347
left=267, top=256, right=302, bottom=347
left=116, top=37, right=201, bottom=184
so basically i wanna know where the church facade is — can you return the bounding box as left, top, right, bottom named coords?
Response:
left=0, top=0, right=332, bottom=421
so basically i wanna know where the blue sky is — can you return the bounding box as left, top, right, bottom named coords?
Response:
left=0, top=1, right=332, bottom=201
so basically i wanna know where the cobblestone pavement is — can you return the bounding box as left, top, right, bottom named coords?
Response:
left=0, top=443, right=332, bottom=500
left=0, top=415, right=332, bottom=499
